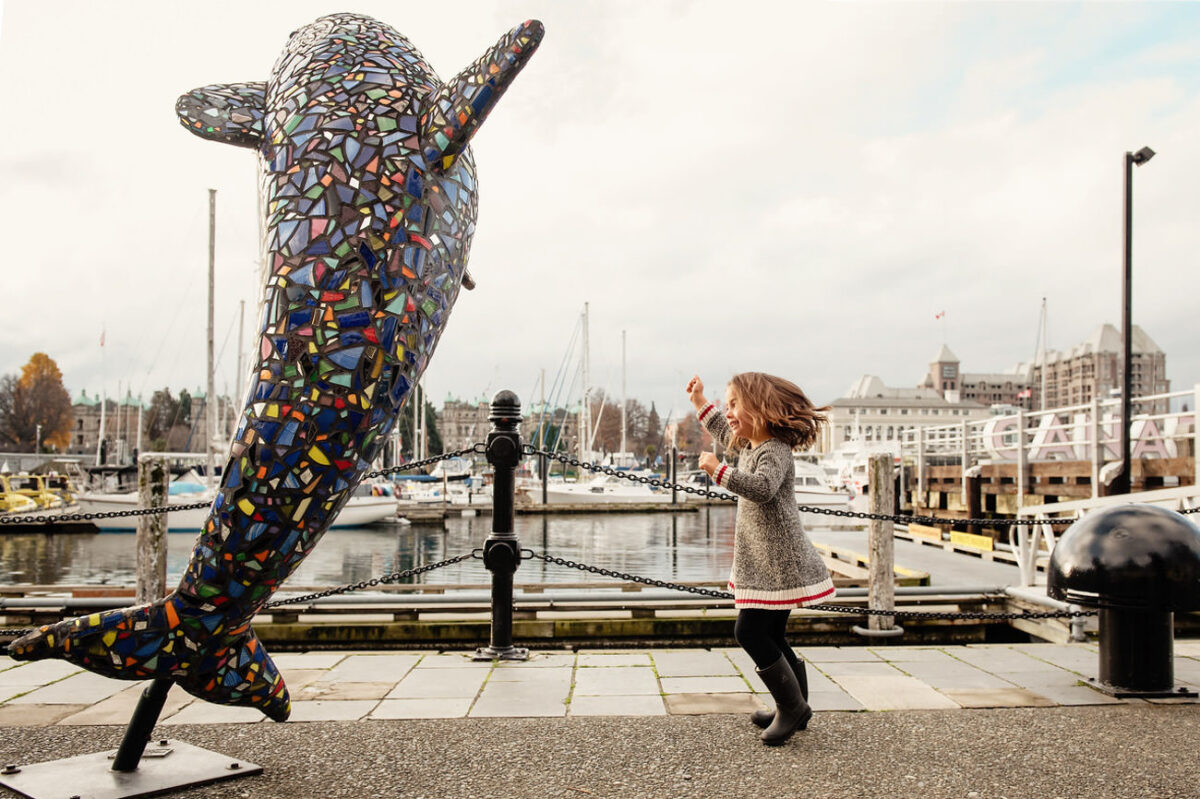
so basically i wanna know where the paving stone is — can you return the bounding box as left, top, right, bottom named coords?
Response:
left=569, top=695, right=668, bottom=716
left=1171, top=657, right=1200, bottom=685
left=494, top=652, right=575, bottom=669
left=58, top=684, right=195, bottom=726
left=1021, top=683, right=1123, bottom=706
left=324, top=654, right=420, bottom=683
left=651, top=649, right=737, bottom=677
left=999, top=669, right=1093, bottom=690
left=832, top=675, right=960, bottom=710
left=286, top=700, right=378, bottom=722
left=716, top=647, right=758, bottom=677
left=162, top=702, right=265, bottom=725
left=819, top=660, right=905, bottom=678
left=1011, top=644, right=1097, bottom=674
left=664, top=692, right=761, bottom=715
left=386, top=667, right=489, bottom=699
left=487, top=667, right=571, bottom=685
left=278, top=669, right=333, bottom=692
left=955, top=645, right=1054, bottom=673
left=898, top=660, right=1016, bottom=691
left=7, top=671, right=129, bottom=705
left=573, top=667, right=659, bottom=696
left=870, top=647, right=955, bottom=663
left=797, top=646, right=882, bottom=663
left=940, top=688, right=1057, bottom=708
left=799, top=667, right=841, bottom=694
left=0, top=704, right=88, bottom=727
left=660, top=676, right=748, bottom=694
left=808, top=690, right=864, bottom=712
left=370, top=697, right=473, bottom=719
left=471, top=681, right=568, bottom=717
left=296, top=681, right=393, bottom=701
left=577, top=653, right=651, bottom=667
left=412, top=653, right=493, bottom=669
left=270, top=652, right=347, bottom=670
left=0, top=660, right=81, bottom=687
left=1175, top=641, right=1200, bottom=657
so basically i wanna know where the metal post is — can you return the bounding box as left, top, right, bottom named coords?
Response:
left=1016, top=409, right=1027, bottom=510
left=916, top=427, right=925, bottom=511
left=111, top=678, right=174, bottom=772
left=474, top=390, right=528, bottom=661
left=670, top=445, right=678, bottom=504
left=853, top=453, right=901, bottom=638
left=959, top=420, right=969, bottom=509
left=540, top=452, right=548, bottom=505
left=1193, top=384, right=1200, bottom=490
left=1090, top=396, right=1101, bottom=499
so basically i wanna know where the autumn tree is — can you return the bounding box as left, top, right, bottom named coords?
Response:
left=397, top=397, right=443, bottom=459
left=0, top=353, right=73, bottom=451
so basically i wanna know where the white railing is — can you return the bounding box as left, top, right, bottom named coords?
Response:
left=1011, top=487, right=1200, bottom=587
left=899, top=385, right=1199, bottom=507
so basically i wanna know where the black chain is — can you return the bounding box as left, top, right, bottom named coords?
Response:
left=525, top=447, right=1198, bottom=527
left=523, top=550, right=1094, bottom=620
left=0, top=628, right=33, bottom=638
left=0, top=447, right=485, bottom=527
left=265, top=550, right=480, bottom=608
left=0, top=500, right=213, bottom=526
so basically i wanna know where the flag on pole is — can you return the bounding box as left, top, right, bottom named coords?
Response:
left=1017, top=388, right=1032, bottom=399
left=934, top=311, right=945, bottom=320
left=100, top=328, right=106, bottom=347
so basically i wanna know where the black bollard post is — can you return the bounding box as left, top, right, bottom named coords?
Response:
left=111, top=678, right=173, bottom=772
left=670, top=445, right=677, bottom=504
left=474, top=390, right=529, bottom=661
left=540, top=452, right=548, bottom=505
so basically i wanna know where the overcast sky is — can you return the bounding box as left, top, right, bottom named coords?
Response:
left=2, top=1, right=1197, bottom=426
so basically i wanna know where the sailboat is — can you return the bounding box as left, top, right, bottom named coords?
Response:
left=78, top=190, right=397, bottom=531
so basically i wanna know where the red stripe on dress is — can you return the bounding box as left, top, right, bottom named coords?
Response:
left=697, top=403, right=715, bottom=423
left=715, top=465, right=728, bottom=486
left=728, top=583, right=835, bottom=606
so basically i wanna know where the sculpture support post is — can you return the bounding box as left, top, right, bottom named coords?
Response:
left=474, top=391, right=529, bottom=661
left=136, top=454, right=169, bottom=604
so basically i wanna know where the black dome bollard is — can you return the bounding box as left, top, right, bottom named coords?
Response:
left=1048, top=504, right=1200, bottom=697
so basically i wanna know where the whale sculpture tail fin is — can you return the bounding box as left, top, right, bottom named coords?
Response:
left=7, top=595, right=291, bottom=722
left=421, top=19, right=545, bottom=171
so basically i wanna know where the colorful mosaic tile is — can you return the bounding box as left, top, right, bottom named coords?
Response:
left=8, top=13, right=544, bottom=722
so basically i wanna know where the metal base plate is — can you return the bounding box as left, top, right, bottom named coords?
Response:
left=0, top=740, right=261, bottom=799
left=1085, top=679, right=1198, bottom=699
left=472, top=645, right=530, bottom=661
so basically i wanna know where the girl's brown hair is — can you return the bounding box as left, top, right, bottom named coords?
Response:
left=727, top=372, right=830, bottom=451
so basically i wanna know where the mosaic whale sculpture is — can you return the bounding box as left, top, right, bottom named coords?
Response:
left=8, top=13, right=543, bottom=721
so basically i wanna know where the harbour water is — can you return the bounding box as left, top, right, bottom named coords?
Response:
left=0, top=506, right=1020, bottom=590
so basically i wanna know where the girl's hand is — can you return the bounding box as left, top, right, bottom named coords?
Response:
left=698, top=451, right=718, bottom=476
left=686, top=375, right=707, bottom=410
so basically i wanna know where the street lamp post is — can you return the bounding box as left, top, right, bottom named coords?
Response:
left=1117, top=146, right=1155, bottom=496
left=35, top=424, right=41, bottom=455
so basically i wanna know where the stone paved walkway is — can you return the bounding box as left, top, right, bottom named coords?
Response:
left=1, top=641, right=1197, bottom=727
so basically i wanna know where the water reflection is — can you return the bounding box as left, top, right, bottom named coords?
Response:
left=0, top=508, right=739, bottom=589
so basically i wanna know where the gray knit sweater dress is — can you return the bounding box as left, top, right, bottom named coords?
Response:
left=699, top=403, right=835, bottom=609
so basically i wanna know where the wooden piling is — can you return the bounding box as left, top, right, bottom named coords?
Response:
left=136, top=455, right=169, bottom=603
left=866, top=453, right=896, bottom=632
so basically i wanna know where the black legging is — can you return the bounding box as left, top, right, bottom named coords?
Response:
left=734, top=608, right=800, bottom=671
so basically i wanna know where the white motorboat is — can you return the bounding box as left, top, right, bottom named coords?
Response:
left=793, top=457, right=853, bottom=511
left=79, top=479, right=397, bottom=531
left=540, top=472, right=673, bottom=504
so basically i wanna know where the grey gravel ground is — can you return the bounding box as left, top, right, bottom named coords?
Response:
left=1, top=703, right=1197, bottom=799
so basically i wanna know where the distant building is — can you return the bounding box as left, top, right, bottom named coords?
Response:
left=1025, top=324, right=1168, bottom=414
left=821, top=375, right=991, bottom=454
left=67, top=388, right=236, bottom=464
left=824, top=322, right=1170, bottom=454
left=437, top=395, right=580, bottom=455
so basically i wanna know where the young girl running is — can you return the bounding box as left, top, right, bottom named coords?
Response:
left=686, top=372, right=834, bottom=745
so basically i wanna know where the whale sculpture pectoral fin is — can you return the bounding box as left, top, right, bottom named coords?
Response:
left=8, top=594, right=291, bottom=722
left=176, top=81, right=267, bottom=149
left=420, top=20, right=545, bottom=171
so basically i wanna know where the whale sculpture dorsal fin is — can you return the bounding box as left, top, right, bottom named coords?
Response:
left=420, top=20, right=544, bottom=172
left=176, top=81, right=267, bottom=149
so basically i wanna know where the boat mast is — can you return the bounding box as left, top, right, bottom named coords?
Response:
left=1039, top=297, right=1048, bottom=411
left=206, top=188, right=218, bottom=486
left=620, top=329, right=627, bottom=458
left=579, top=302, right=590, bottom=464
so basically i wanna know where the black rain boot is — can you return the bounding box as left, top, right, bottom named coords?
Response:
left=751, top=657, right=809, bottom=729
left=755, top=655, right=812, bottom=746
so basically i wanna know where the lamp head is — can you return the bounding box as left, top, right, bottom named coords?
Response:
left=1131, top=146, right=1155, bottom=165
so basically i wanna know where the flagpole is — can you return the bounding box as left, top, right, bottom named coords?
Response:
left=96, top=327, right=106, bottom=466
